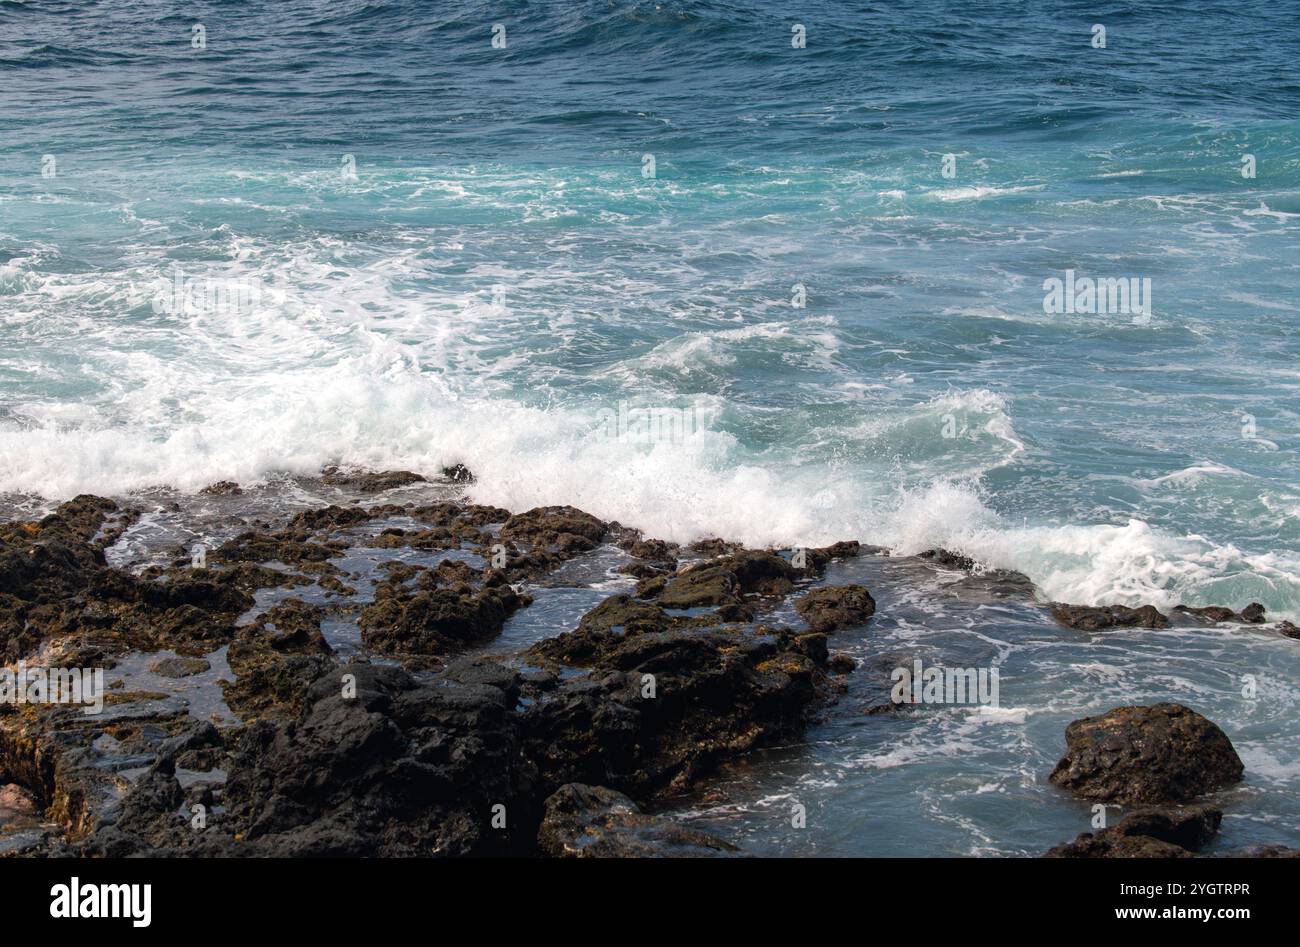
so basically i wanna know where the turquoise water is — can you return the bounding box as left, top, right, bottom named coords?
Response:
left=2, top=0, right=1299, bottom=854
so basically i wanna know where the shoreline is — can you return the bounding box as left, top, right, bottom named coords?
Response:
left=0, top=470, right=1296, bottom=857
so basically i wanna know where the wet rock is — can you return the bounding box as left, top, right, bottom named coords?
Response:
left=1174, top=603, right=1267, bottom=624
left=656, top=551, right=796, bottom=609
left=522, top=623, right=828, bottom=797
left=617, top=537, right=679, bottom=564
left=222, top=599, right=335, bottom=722
left=320, top=466, right=427, bottom=493
left=1044, top=805, right=1222, bottom=857
left=794, top=585, right=876, bottom=633
left=688, top=538, right=742, bottom=557
left=359, top=578, right=528, bottom=657
left=1050, top=603, right=1169, bottom=631
left=918, top=548, right=977, bottom=570
left=618, top=560, right=673, bottom=580
left=148, top=656, right=211, bottom=678
left=499, top=506, right=607, bottom=551
left=537, top=783, right=737, bottom=857
left=1277, top=622, right=1300, bottom=640
left=199, top=481, right=243, bottom=496
left=808, top=540, right=862, bottom=564
left=829, top=653, right=857, bottom=674
left=528, top=595, right=670, bottom=667
left=286, top=505, right=374, bottom=533
left=1049, top=703, right=1244, bottom=804
left=219, top=662, right=537, bottom=856
left=442, top=464, right=475, bottom=484
left=212, top=531, right=345, bottom=566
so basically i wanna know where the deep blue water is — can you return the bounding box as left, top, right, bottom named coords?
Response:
left=2, top=0, right=1299, bottom=855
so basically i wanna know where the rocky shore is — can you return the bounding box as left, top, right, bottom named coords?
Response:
left=0, top=470, right=1295, bottom=857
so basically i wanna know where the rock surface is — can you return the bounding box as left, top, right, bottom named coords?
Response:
left=1049, top=703, right=1244, bottom=804
left=1051, top=603, right=1169, bottom=631
left=536, top=783, right=737, bottom=857
left=1045, top=805, right=1222, bottom=857
left=794, top=585, right=876, bottom=633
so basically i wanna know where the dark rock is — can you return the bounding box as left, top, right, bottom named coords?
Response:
left=1277, top=622, right=1300, bottom=640
left=918, top=548, right=976, bottom=570
left=218, top=662, right=538, bottom=856
left=1045, top=805, right=1222, bottom=858
left=1051, top=603, right=1169, bottom=631
left=199, top=481, right=243, bottom=496
left=222, top=599, right=335, bottom=722
left=359, top=579, right=527, bottom=657
left=1174, top=602, right=1267, bottom=625
left=499, top=506, right=607, bottom=551
left=523, top=624, right=829, bottom=796
left=794, top=585, right=876, bottom=633
left=1240, top=602, right=1267, bottom=623
left=320, top=466, right=426, bottom=492
left=1049, top=703, right=1244, bottom=804
left=656, top=551, right=796, bottom=609
left=537, top=783, right=737, bottom=857
left=442, top=464, right=475, bottom=484
left=617, top=538, right=678, bottom=563
left=829, top=653, right=857, bottom=674
left=148, top=656, right=211, bottom=678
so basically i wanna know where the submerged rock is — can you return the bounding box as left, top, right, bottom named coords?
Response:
left=536, top=783, right=737, bottom=858
left=1049, top=703, right=1243, bottom=804
left=148, top=655, right=211, bottom=678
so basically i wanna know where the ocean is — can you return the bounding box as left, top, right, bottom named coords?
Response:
left=2, top=0, right=1299, bottom=855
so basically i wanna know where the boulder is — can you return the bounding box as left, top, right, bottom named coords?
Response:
left=1049, top=703, right=1243, bottom=804
left=794, top=585, right=876, bottom=633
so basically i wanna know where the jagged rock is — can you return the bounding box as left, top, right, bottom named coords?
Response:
left=1051, top=603, right=1169, bottom=631
left=537, top=783, right=737, bottom=857
left=359, top=577, right=528, bottom=657
left=1044, top=805, right=1222, bottom=857
left=223, top=599, right=335, bottom=722
left=1174, top=603, right=1267, bottom=624
left=442, top=464, right=475, bottom=484
left=523, top=624, right=829, bottom=796
left=321, top=466, right=427, bottom=492
left=199, top=481, right=243, bottom=496
left=656, top=551, right=796, bottom=609
left=918, top=548, right=976, bottom=570
left=829, top=653, right=857, bottom=674
left=1049, top=703, right=1243, bottom=804
left=148, top=656, right=211, bottom=678
left=794, top=585, right=876, bottom=633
